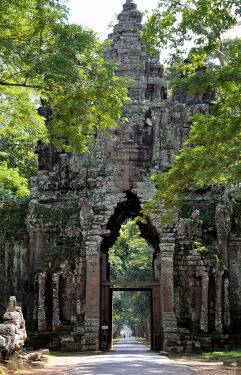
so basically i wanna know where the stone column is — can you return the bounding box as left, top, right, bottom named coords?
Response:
left=160, top=232, right=179, bottom=349
left=215, top=203, right=231, bottom=268
left=85, top=250, right=100, bottom=351
left=215, top=272, right=223, bottom=333
left=200, top=273, right=209, bottom=333
left=223, top=277, right=231, bottom=330
left=38, top=272, right=47, bottom=331
left=160, top=234, right=176, bottom=315
left=154, top=252, right=161, bottom=281
left=52, top=273, right=61, bottom=331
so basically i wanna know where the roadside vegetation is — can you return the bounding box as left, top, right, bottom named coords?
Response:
left=201, top=348, right=241, bottom=361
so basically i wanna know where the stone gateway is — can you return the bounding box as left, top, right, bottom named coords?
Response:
left=0, top=0, right=241, bottom=353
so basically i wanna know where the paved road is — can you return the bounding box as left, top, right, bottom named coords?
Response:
left=69, top=337, right=195, bottom=375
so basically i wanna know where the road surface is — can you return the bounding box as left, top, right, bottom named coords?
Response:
left=69, top=337, right=195, bottom=375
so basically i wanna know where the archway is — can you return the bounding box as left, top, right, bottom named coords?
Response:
left=99, top=191, right=162, bottom=351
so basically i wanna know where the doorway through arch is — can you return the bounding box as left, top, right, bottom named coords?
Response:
left=99, top=191, right=163, bottom=351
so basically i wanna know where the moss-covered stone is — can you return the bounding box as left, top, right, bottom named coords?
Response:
left=181, top=202, right=216, bottom=228
left=193, top=241, right=225, bottom=270
left=0, top=198, right=29, bottom=237
left=35, top=204, right=80, bottom=226
left=35, top=245, right=81, bottom=272
left=231, top=203, right=241, bottom=237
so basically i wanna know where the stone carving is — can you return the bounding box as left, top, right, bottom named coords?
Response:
left=215, top=203, right=231, bottom=238
left=0, top=297, right=27, bottom=361
left=178, top=209, right=203, bottom=241
left=0, top=0, right=236, bottom=354
left=215, top=202, right=231, bottom=266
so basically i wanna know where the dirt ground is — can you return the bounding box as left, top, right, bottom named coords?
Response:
left=7, top=354, right=241, bottom=375
left=175, top=357, right=241, bottom=375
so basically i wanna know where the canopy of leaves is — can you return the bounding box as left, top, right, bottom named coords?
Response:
left=113, top=291, right=151, bottom=340
left=143, top=0, right=241, bottom=69
left=142, top=1, right=241, bottom=219
left=0, top=0, right=129, bottom=196
left=109, top=219, right=153, bottom=282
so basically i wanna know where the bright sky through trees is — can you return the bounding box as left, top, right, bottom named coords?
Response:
left=68, top=0, right=158, bottom=39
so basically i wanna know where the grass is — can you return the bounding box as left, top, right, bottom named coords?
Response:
left=136, top=337, right=151, bottom=348
left=201, top=348, right=241, bottom=361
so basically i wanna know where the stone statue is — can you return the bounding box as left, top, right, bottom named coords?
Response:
left=0, top=297, right=27, bottom=361
left=178, top=209, right=203, bottom=241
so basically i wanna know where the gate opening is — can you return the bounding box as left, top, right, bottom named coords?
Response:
left=99, top=191, right=162, bottom=351
left=112, top=289, right=151, bottom=346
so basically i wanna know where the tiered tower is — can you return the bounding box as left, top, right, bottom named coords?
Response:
left=0, top=0, right=235, bottom=354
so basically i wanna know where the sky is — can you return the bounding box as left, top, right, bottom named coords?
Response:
left=67, top=0, right=240, bottom=55
left=68, top=0, right=158, bottom=40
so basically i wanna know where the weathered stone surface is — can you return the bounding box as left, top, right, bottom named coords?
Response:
left=0, top=0, right=240, bottom=354
left=0, top=297, right=27, bottom=360
left=178, top=210, right=203, bottom=241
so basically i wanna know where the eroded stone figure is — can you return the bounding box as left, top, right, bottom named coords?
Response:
left=178, top=209, right=203, bottom=241
left=0, top=297, right=27, bottom=360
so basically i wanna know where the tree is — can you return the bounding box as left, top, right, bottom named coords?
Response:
left=109, top=220, right=153, bottom=282
left=0, top=0, right=129, bottom=196
left=142, top=1, right=241, bottom=216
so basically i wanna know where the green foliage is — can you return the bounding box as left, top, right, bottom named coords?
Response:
left=180, top=203, right=216, bottom=227
left=110, top=219, right=153, bottom=338
left=201, top=348, right=241, bottom=361
left=0, top=163, right=29, bottom=197
left=0, top=0, right=129, bottom=196
left=147, top=47, right=241, bottom=216
left=35, top=203, right=80, bottom=225
left=113, top=291, right=151, bottom=340
left=0, top=199, right=29, bottom=236
left=193, top=241, right=224, bottom=268
left=143, top=0, right=241, bottom=220
left=109, top=219, right=153, bottom=282
left=143, top=0, right=241, bottom=69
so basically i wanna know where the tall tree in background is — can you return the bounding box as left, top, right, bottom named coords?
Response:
left=143, top=1, right=241, bottom=215
left=0, top=0, right=129, bottom=196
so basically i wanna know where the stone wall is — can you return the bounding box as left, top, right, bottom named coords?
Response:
left=0, top=200, right=30, bottom=323
left=0, top=0, right=241, bottom=353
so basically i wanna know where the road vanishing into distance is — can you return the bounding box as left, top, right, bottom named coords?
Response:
left=68, top=337, right=195, bottom=375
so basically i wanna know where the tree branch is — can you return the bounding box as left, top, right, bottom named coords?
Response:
left=0, top=81, right=42, bottom=89
left=0, top=71, right=27, bottom=83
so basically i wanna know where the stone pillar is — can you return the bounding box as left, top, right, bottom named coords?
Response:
left=38, top=272, right=47, bottom=331
left=215, top=272, right=223, bottom=333
left=200, top=273, right=209, bottom=333
left=160, top=236, right=175, bottom=315
left=160, top=232, right=179, bottom=350
left=154, top=253, right=161, bottom=281
left=52, top=273, right=61, bottom=331
left=223, top=277, right=230, bottom=330
left=85, top=252, right=100, bottom=351
left=215, top=203, right=231, bottom=268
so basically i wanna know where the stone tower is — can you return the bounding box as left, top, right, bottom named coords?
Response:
left=0, top=0, right=239, bottom=353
